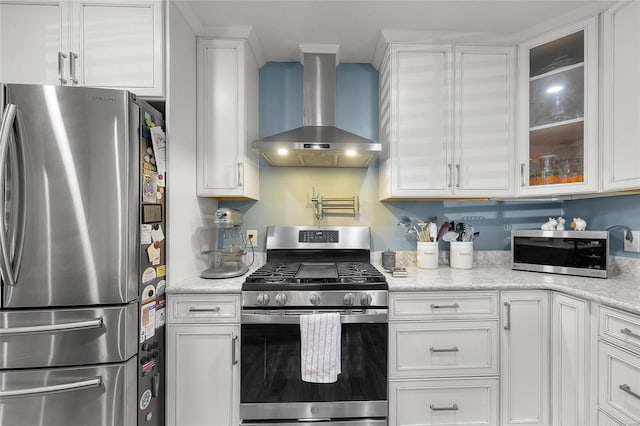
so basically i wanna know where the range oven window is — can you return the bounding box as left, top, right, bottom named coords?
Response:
left=240, top=323, right=388, bottom=403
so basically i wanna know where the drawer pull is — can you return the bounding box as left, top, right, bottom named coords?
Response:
left=621, top=328, right=640, bottom=340
left=620, top=384, right=640, bottom=400
left=429, top=403, right=459, bottom=411
left=430, top=346, right=459, bottom=353
left=189, top=306, right=221, bottom=313
left=430, top=303, right=459, bottom=310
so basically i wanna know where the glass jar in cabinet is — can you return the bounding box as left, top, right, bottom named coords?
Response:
left=517, top=17, right=598, bottom=196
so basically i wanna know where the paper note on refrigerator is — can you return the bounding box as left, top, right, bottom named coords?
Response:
left=141, top=224, right=152, bottom=244
left=151, top=225, right=164, bottom=242
left=147, top=243, right=161, bottom=265
left=150, top=126, right=166, bottom=187
left=140, top=302, right=156, bottom=343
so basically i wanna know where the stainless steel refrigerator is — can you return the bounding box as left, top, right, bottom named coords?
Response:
left=0, top=83, right=166, bottom=426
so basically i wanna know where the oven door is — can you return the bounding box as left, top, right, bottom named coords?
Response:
left=240, top=309, right=388, bottom=423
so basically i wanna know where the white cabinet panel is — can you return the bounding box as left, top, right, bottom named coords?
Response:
left=390, top=378, right=499, bottom=426
left=379, top=43, right=514, bottom=199
left=0, top=0, right=68, bottom=85
left=501, top=291, right=550, bottom=426
left=72, top=0, right=163, bottom=96
left=390, top=291, right=499, bottom=321
left=390, top=321, right=498, bottom=378
left=167, top=324, right=239, bottom=426
left=196, top=38, right=259, bottom=199
left=599, top=341, right=640, bottom=424
left=392, top=44, right=452, bottom=196
left=551, top=292, right=589, bottom=426
left=602, top=1, right=640, bottom=191
left=455, top=45, right=514, bottom=196
left=0, top=0, right=163, bottom=96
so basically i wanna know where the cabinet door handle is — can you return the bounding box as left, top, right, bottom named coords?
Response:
left=430, top=346, right=459, bottom=353
left=188, top=306, right=221, bottom=313
left=232, top=335, right=239, bottom=365
left=69, top=51, right=78, bottom=85
left=620, top=328, right=640, bottom=340
left=429, top=403, right=458, bottom=411
left=520, top=163, right=526, bottom=187
left=504, top=301, right=511, bottom=330
left=237, top=162, right=243, bottom=187
left=620, top=384, right=640, bottom=400
left=430, top=303, right=459, bottom=310
left=58, top=52, right=68, bottom=84
left=455, top=164, right=461, bottom=188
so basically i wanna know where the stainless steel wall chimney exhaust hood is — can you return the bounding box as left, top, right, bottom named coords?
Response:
left=252, top=47, right=381, bottom=167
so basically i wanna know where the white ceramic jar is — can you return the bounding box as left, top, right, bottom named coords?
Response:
left=417, top=241, right=439, bottom=269
left=450, top=241, right=473, bottom=269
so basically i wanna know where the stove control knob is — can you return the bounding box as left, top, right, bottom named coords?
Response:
left=360, top=293, right=373, bottom=306
left=343, top=293, right=355, bottom=306
left=275, top=293, right=288, bottom=306
left=257, top=293, right=270, bottom=306
left=309, top=293, right=321, bottom=306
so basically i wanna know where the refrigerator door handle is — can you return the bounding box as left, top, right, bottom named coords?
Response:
left=0, top=376, right=102, bottom=399
left=0, top=318, right=104, bottom=336
left=0, top=104, right=18, bottom=286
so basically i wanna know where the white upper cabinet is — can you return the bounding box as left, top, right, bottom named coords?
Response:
left=71, top=0, right=163, bottom=96
left=0, top=0, right=164, bottom=97
left=602, top=1, right=640, bottom=191
left=517, top=17, right=598, bottom=196
left=454, top=45, right=515, bottom=197
left=0, top=0, right=69, bottom=85
left=196, top=38, right=259, bottom=200
left=379, top=43, right=514, bottom=200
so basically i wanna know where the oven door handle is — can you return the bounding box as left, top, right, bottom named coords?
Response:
left=241, top=309, right=388, bottom=324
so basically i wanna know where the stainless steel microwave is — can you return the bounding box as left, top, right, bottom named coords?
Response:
left=512, top=230, right=609, bottom=278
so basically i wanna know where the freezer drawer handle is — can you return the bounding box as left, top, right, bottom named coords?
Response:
left=429, top=403, right=459, bottom=411
left=430, top=346, right=459, bottom=353
left=0, top=376, right=102, bottom=398
left=620, top=384, right=640, bottom=400
left=620, top=328, right=640, bottom=341
left=189, top=306, right=221, bottom=313
left=0, top=318, right=104, bottom=336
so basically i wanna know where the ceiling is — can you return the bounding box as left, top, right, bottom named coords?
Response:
left=176, top=0, right=615, bottom=64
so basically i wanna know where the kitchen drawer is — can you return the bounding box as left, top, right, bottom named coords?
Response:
left=600, top=305, right=640, bottom=354
left=390, top=291, right=499, bottom=321
left=598, top=409, right=627, bottom=426
left=389, top=378, right=498, bottom=426
left=390, top=321, right=498, bottom=378
left=167, top=294, right=240, bottom=323
left=598, top=341, right=640, bottom=423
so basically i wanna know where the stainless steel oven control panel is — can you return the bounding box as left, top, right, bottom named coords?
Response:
left=242, top=290, right=388, bottom=308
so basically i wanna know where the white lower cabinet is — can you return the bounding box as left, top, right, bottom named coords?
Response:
left=551, top=293, right=590, bottom=425
left=597, top=304, right=640, bottom=426
left=389, top=291, right=499, bottom=426
left=389, top=378, right=499, bottom=426
left=167, top=294, right=240, bottom=426
left=500, top=291, right=550, bottom=426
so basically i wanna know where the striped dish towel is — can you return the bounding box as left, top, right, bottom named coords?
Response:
left=300, top=312, right=341, bottom=383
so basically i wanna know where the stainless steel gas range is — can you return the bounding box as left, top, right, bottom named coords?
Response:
left=240, top=226, right=389, bottom=426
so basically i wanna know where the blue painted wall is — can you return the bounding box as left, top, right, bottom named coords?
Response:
left=221, top=62, right=639, bottom=258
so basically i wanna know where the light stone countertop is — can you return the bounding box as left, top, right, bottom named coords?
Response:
left=168, top=252, right=640, bottom=315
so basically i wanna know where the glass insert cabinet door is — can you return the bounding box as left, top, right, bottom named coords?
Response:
left=518, top=17, right=598, bottom=194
